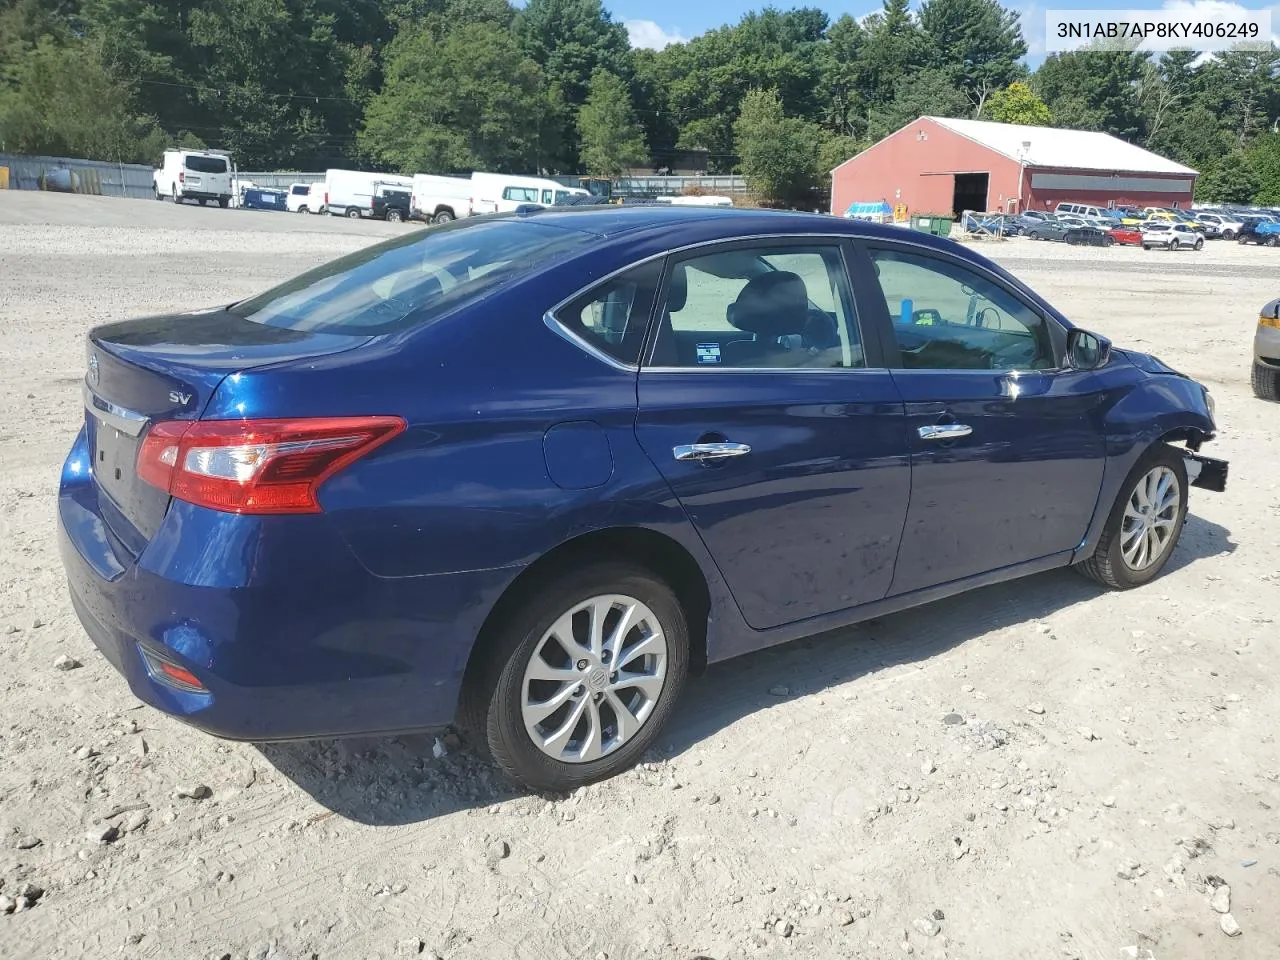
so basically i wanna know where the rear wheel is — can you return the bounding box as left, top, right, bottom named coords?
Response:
left=433, top=209, right=455, bottom=224
left=345, top=207, right=361, bottom=219
left=1253, top=362, right=1280, bottom=401
left=1104, top=235, right=1115, bottom=247
left=386, top=208, right=404, bottom=223
left=462, top=562, right=690, bottom=791
left=1142, top=243, right=1151, bottom=250
left=297, top=205, right=309, bottom=214
left=218, top=196, right=229, bottom=209
left=1076, top=444, right=1188, bottom=590
left=1170, top=238, right=1180, bottom=251
left=171, top=184, right=181, bottom=204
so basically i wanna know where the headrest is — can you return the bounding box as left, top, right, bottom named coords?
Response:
left=666, top=264, right=687, bottom=313
left=728, top=271, right=808, bottom=338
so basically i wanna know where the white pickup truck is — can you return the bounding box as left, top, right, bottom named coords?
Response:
left=412, top=175, right=474, bottom=224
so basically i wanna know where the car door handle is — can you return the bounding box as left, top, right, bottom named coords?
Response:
left=673, top=442, right=752, bottom=461
left=918, top=424, right=972, bottom=441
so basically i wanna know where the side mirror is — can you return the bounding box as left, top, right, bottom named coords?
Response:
left=1066, top=328, right=1111, bottom=371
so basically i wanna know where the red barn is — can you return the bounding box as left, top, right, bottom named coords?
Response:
left=830, top=116, right=1197, bottom=218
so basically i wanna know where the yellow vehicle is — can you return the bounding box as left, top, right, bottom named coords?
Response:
left=1144, top=207, right=1205, bottom=230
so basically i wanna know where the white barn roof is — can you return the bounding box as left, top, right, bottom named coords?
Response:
left=927, top=117, right=1197, bottom=176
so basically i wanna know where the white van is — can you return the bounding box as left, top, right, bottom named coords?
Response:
left=153, top=150, right=234, bottom=207
left=411, top=174, right=474, bottom=223
left=470, top=172, right=588, bottom=213
left=322, top=169, right=414, bottom=219
left=286, top=183, right=318, bottom=214
left=1054, top=202, right=1110, bottom=220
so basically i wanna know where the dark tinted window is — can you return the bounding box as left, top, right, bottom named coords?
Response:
left=555, top=261, right=661, bottom=366
left=231, top=219, right=594, bottom=335
left=184, top=155, right=228, bottom=174
left=290, top=185, right=309, bottom=195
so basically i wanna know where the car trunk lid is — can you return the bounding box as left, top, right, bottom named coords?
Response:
left=84, top=308, right=371, bottom=554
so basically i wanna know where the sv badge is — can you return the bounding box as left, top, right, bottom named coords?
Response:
left=169, top=390, right=193, bottom=406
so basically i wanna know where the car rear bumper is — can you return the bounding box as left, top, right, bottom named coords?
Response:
left=58, top=429, right=514, bottom=742
left=178, top=190, right=229, bottom=200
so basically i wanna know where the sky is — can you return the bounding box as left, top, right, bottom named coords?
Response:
left=615, top=0, right=1280, bottom=65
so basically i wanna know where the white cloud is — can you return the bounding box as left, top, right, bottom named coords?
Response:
left=625, top=19, right=688, bottom=50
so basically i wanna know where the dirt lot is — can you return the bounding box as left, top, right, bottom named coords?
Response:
left=1, top=191, right=1277, bottom=960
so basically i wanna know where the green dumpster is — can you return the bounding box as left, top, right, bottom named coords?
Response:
left=909, top=215, right=954, bottom=237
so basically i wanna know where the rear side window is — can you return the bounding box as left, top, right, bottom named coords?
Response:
left=554, top=261, right=662, bottom=366
left=291, top=185, right=309, bottom=195
left=184, top=155, right=228, bottom=174
left=503, top=186, right=538, bottom=202
left=231, top=219, right=595, bottom=335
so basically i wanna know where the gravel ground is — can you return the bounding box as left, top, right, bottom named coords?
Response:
left=1, top=192, right=1278, bottom=960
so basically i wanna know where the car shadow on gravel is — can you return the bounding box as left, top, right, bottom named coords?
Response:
left=257, top=513, right=1233, bottom=826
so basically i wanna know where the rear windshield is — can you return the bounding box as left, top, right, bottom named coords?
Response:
left=291, top=185, right=309, bottom=195
left=185, top=155, right=228, bottom=174
left=230, top=218, right=595, bottom=335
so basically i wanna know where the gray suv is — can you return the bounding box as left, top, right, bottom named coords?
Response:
left=1254, top=298, right=1280, bottom=401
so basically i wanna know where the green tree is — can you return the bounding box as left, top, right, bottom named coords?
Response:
left=1033, top=47, right=1147, bottom=140
left=858, top=0, right=927, bottom=113
left=0, top=36, right=166, bottom=161
left=918, top=0, right=1027, bottom=114
left=359, top=21, right=543, bottom=174
left=733, top=87, right=819, bottom=206
left=517, top=0, right=629, bottom=168
left=1246, top=134, right=1280, bottom=203
left=1195, top=153, right=1259, bottom=203
left=868, top=67, right=969, bottom=140
left=576, top=68, right=647, bottom=175
left=984, top=81, right=1051, bottom=125
left=815, top=14, right=868, bottom=137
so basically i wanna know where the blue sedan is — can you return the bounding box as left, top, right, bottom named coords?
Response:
left=58, top=207, right=1227, bottom=790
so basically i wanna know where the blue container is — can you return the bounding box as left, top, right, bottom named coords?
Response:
left=243, top=188, right=287, bottom=211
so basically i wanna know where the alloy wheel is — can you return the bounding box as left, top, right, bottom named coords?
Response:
left=520, top=594, right=667, bottom=764
left=1120, top=465, right=1181, bottom=571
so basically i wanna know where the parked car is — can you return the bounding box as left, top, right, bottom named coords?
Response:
left=1238, top=219, right=1280, bottom=246
left=411, top=174, right=474, bottom=224
left=286, top=183, right=317, bottom=214
left=1253, top=297, right=1280, bottom=401
left=59, top=208, right=1227, bottom=791
left=1194, top=212, right=1243, bottom=239
left=962, top=212, right=1020, bottom=235
left=1064, top=225, right=1114, bottom=246
left=153, top=149, right=233, bottom=207
left=241, top=187, right=287, bottom=212
left=1026, top=217, right=1085, bottom=241
left=470, top=172, right=590, bottom=214
left=1108, top=226, right=1143, bottom=246
left=1141, top=222, right=1204, bottom=250
left=322, top=169, right=414, bottom=219
left=371, top=186, right=412, bottom=223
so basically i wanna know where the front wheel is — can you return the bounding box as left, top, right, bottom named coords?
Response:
left=433, top=209, right=455, bottom=224
left=1223, top=230, right=1235, bottom=240
left=1104, top=235, right=1115, bottom=247
left=1142, top=243, right=1151, bottom=250
left=1076, top=444, right=1188, bottom=590
left=1266, top=236, right=1279, bottom=247
left=462, top=563, right=690, bottom=791
left=1193, top=238, right=1204, bottom=250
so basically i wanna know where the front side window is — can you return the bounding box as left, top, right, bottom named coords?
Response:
left=554, top=261, right=662, bottom=366
left=868, top=248, right=1055, bottom=371
left=649, top=245, right=864, bottom=369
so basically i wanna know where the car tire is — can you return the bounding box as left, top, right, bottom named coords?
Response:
left=1252, top=362, right=1280, bottom=401
left=1104, top=235, right=1115, bottom=247
left=1076, top=444, right=1189, bottom=590
left=387, top=209, right=404, bottom=223
left=1267, top=236, right=1279, bottom=247
left=154, top=185, right=162, bottom=201
left=1223, top=230, right=1235, bottom=240
left=345, top=207, right=361, bottom=219
left=1142, top=243, right=1151, bottom=250
left=461, top=562, right=690, bottom=792
left=1238, top=235, right=1249, bottom=244
left=172, top=185, right=181, bottom=204
left=1193, top=238, right=1204, bottom=250
left=433, top=209, right=455, bottom=224
left=1170, top=239, right=1179, bottom=251
left=297, top=206, right=308, bottom=214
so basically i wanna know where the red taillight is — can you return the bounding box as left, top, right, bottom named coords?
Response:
left=324, top=191, right=329, bottom=206
left=137, top=416, right=406, bottom=515
left=178, top=171, right=185, bottom=183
